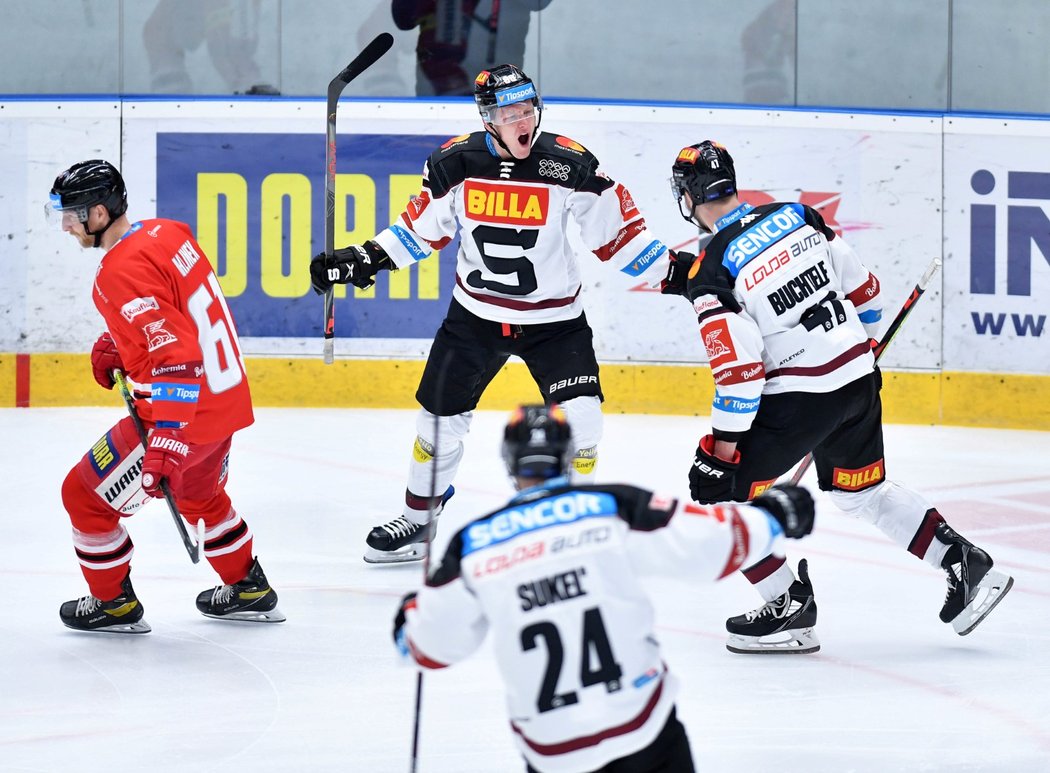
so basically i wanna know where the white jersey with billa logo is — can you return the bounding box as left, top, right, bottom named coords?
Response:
left=372, top=130, right=669, bottom=324
left=401, top=480, right=787, bottom=771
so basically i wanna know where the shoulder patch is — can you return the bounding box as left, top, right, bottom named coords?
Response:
left=554, top=136, right=587, bottom=154
left=687, top=250, right=706, bottom=279
left=441, top=134, right=471, bottom=150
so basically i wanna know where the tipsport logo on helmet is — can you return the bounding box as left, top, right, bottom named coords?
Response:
left=495, top=83, right=537, bottom=106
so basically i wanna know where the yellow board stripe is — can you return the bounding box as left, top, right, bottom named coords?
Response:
left=3, top=353, right=1049, bottom=431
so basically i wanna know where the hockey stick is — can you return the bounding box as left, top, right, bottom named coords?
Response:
left=112, top=370, right=203, bottom=564
left=786, top=255, right=943, bottom=485
left=410, top=352, right=452, bottom=773
left=323, top=32, right=395, bottom=365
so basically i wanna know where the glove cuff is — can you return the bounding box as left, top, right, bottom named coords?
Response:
left=699, top=434, right=740, bottom=465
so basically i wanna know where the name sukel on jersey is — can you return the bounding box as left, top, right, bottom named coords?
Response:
left=518, top=566, right=589, bottom=611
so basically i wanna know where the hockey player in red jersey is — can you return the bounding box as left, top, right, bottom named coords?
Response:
left=48, top=159, right=284, bottom=633
left=311, top=64, right=681, bottom=564
left=393, top=405, right=817, bottom=772
left=663, top=141, right=1013, bottom=653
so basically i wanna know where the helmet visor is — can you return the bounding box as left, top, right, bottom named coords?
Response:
left=44, top=193, right=89, bottom=227
left=481, top=102, right=538, bottom=127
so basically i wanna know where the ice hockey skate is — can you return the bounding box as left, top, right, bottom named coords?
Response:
left=936, top=523, right=1013, bottom=635
left=196, top=557, right=285, bottom=622
left=60, top=574, right=151, bottom=634
left=726, top=559, right=819, bottom=654
left=363, top=486, right=454, bottom=565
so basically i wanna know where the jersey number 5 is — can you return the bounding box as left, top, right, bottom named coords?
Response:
left=187, top=273, right=245, bottom=394
left=520, top=607, right=623, bottom=713
left=467, top=225, right=539, bottom=296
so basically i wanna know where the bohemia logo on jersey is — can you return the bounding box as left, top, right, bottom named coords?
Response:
left=464, top=180, right=550, bottom=226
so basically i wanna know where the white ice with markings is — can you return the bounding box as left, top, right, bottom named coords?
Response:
left=2, top=407, right=1048, bottom=772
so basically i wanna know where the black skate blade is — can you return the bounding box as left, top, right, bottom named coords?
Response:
left=954, top=571, right=1013, bottom=636
left=63, top=620, right=152, bottom=635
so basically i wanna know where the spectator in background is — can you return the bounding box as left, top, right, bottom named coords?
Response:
left=144, top=0, right=277, bottom=94
left=392, top=0, right=553, bottom=96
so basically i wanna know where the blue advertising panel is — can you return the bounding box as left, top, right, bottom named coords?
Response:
left=156, top=132, right=458, bottom=339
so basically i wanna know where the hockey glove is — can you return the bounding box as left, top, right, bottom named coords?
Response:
left=141, top=427, right=189, bottom=498
left=392, top=591, right=418, bottom=657
left=689, top=434, right=741, bottom=504
left=661, top=250, right=695, bottom=296
left=753, top=484, right=815, bottom=539
left=309, top=240, right=391, bottom=294
left=90, top=332, right=124, bottom=389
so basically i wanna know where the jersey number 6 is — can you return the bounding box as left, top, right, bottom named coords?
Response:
left=186, top=273, right=246, bottom=395
left=520, top=607, right=623, bottom=713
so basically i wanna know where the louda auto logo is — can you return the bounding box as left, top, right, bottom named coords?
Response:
left=537, top=159, right=570, bottom=181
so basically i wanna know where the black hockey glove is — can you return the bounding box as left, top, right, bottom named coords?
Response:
left=689, top=434, right=740, bottom=504
left=753, top=484, right=815, bottom=539
left=660, top=249, right=695, bottom=296
left=309, top=240, right=391, bottom=294
left=392, top=591, right=418, bottom=654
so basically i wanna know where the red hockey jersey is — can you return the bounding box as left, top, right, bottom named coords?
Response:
left=92, top=219, right=253, bottom=445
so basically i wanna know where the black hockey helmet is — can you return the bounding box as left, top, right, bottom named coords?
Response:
left=49, top=159, right=128, bottom=223
left=502, top=404, right=572, bottom=480
left=670, top=141, right=737, bottom=222
left=474, top=64, right=542, bottom=126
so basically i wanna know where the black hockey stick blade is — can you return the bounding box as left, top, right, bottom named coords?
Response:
left=329, top=32, right=393, bottom=96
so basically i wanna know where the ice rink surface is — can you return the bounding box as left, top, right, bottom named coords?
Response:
left=1, top=406, right=1048, bottom=773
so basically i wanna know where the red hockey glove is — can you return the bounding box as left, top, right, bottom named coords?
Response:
left=689, top=434, right=741, bottom=504
left=660, top=250, right=694, bottom=296
left=90, top=332, right=124, bottom=389
left=753, top=484, right=815, bottom=539
left=141, top=427, right=189, bottom=498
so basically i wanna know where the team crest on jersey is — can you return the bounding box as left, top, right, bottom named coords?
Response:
left=701, top=319, right=736, bottom=367
left=143, top=319, right=178, bottom=352
left=616, top=183, right=639, bottom=220
left=464, top=180, right=549, bottom=225
left=555, top=136, right=586, bottom=154
left=406, top=191, right=431, bottom=222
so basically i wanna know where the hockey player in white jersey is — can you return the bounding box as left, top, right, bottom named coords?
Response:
left=310, top=64, right=678, bottom=564
left=663, top=140, right=1013, bottom=654
left=392, top=405, right=817, bottom=772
